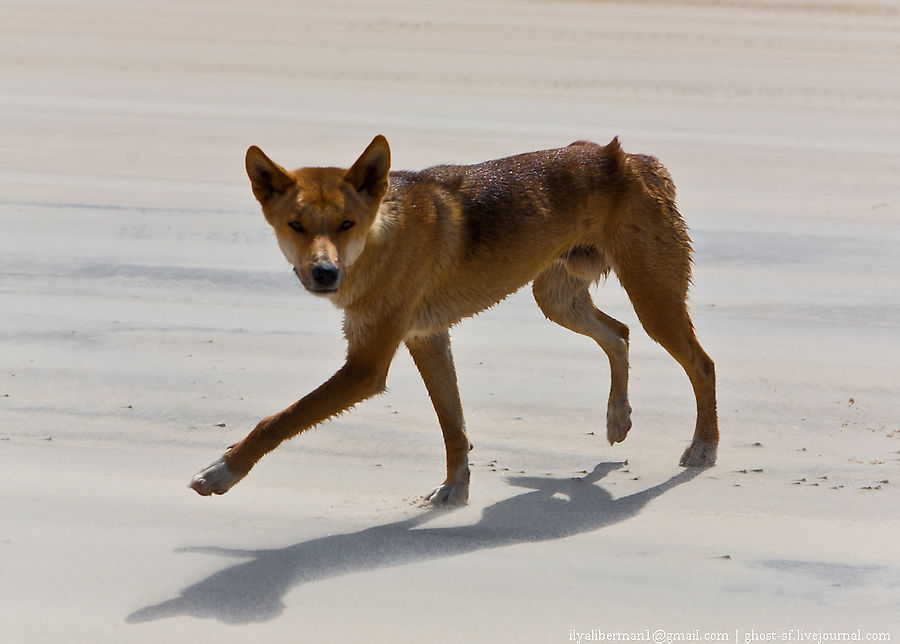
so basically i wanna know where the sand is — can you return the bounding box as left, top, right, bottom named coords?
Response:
left=2, top=0, right=899, bottom=641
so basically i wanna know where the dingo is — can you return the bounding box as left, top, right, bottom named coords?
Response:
left=190, top=136, right=718, bottom=504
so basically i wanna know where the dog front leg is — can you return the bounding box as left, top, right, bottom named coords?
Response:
left=406, top=331, right=471, bottom=505
left=190, top=345, right=398, bottom=496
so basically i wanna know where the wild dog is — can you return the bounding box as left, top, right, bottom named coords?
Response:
left=190, top=135, right=718, bottom=504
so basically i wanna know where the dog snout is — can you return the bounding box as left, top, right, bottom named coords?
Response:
left=311, top=263, right=340, bottom=289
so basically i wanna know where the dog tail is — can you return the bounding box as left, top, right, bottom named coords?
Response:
left=625, top=149, right=678, bottom=206
left=604, top=136, right=629, bottom=179
left=605, top=143, right=694, bottom=300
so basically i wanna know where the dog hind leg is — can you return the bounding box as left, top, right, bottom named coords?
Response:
left=611, top=224, right=719, bottom=467
left=532, top=263, right=633, bottom=444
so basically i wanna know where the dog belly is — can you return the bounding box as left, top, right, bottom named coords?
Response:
left=406, top=271, right=538, bottom=338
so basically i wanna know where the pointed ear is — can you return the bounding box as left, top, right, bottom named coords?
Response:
left=246, top=146, right=295, bottom=206
left=344, top=135, right=391, bottom=206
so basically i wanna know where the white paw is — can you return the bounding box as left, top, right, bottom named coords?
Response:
left=679, top=440, right=717, bottom=468
left=424, top=482, right=469, bottom=506
left=189, top=457, right=241, bottom=496
left=606, top=401, right=633, bottom=444
left=423, top=468, right=470, bottom=506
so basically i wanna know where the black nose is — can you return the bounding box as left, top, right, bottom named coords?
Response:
left=311, top=263, right=339, bottom=289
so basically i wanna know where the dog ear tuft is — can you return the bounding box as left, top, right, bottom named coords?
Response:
left=246, top=146, right=295, bottom=206
left=344, top=135, right=391, bottom=205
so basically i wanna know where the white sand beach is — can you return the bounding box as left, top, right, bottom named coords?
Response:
left=2, top=0, right=899, bottom=641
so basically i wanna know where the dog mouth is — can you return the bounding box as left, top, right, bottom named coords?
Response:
left=293, top=266, right=341, bottom=295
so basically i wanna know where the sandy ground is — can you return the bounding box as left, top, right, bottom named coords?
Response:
left=2, top=0, right=899, bottom=641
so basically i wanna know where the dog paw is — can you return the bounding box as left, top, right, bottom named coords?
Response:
left=679, top=440, right=717, bottom=468
left=606, top=402, right=633, bottom=444
left=423, top=482, right=469, bottom=506
left=423, top=467, right=470, bottom=507
left=189, top=457, right=243, bottom=496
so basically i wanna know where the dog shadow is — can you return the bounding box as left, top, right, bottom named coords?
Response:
left=128, top=463, right=700, bottom=625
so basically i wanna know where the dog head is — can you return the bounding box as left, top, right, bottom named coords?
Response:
left=245, top=135, right=391, bottom=295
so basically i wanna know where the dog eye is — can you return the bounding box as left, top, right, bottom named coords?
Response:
left=339, top=220, right=355, bottom=232
left=288, top=221, right=305, bottom=234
